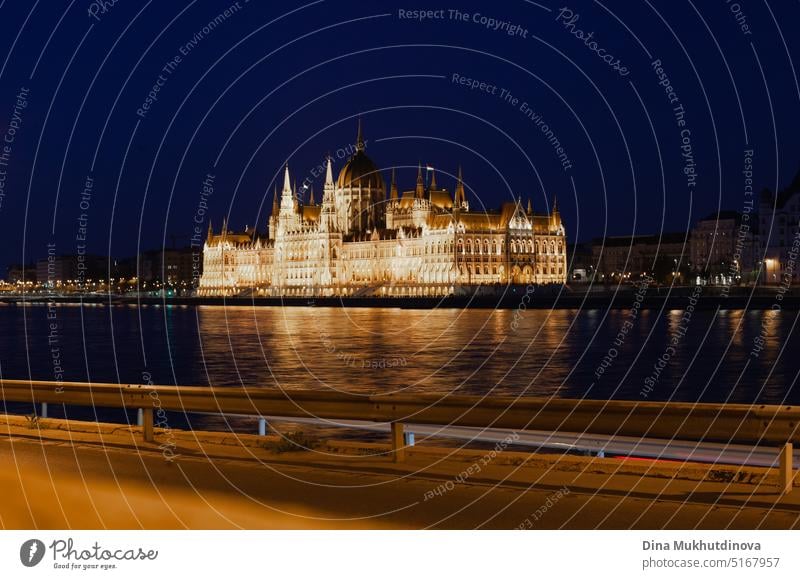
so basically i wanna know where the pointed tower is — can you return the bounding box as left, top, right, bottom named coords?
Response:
left=207, top=220, right=213, bottom=243
left=279, top=164, right=296, bottom=222
left=413, top=163, right=431, bottom=227
left=415, top=163, right=425, bottom=198
left=429, top=167, right=437, bottom=190
left=323, top=156, right=335, bottom=204
left=320, top=156, right=338, bottom=233
left=454, top=166, right=468, bottom=210
left=309, top=186, right=315, bottom=206
left=527, top=198, right=533, bottom=215
left=550, top=195, right=560, bottom=230
left=268, top=185, right=280, bottom=240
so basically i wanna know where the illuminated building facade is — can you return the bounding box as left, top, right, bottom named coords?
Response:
left=199, top=124, right=567, bottom=297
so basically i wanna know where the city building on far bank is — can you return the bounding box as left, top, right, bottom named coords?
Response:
left=689, top=210, right=755, bottom=286
left=590, top=232, right=689, bottom=284
left=5, top=262, right=36, bottom=284
left=139, top=247, right=200, bottom=290
left=199, top=123, right=568, bottom=297
left=567, top=242, right=594, bottom=283
left=758, top=172, right=800, bottom=286
left=35, top=253, right=106, bottom=288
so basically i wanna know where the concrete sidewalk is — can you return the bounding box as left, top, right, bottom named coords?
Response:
left=0, top=414, right=797, bottom=529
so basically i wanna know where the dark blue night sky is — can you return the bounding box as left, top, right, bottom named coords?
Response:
left=0, top=0, right=798, bottom=272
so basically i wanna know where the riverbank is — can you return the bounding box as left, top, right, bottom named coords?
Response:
left=2, top=287, right=800, bottom=309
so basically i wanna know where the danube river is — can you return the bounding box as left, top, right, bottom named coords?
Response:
left=1, top=303, right=797, bottom=408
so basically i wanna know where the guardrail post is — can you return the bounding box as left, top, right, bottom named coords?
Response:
left=391, top=422, right=405, bottom=462
left=779, top=442, right=794, bottom=495
left=40, top=402, right=48, bottom=419
left=258, top=417, right=267, bottom=436
left=142, top=407, right=154, bottom=443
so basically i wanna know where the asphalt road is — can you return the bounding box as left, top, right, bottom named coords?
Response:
left=1, top=434, right=798, bottom=529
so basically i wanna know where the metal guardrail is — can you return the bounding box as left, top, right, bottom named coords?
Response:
left=0, top=379, right=797, bottom=492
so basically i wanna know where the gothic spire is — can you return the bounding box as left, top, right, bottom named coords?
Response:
left=527, top=198, right=533, bottom=215
left=416, top=163, right=425, bottom=198
left=429, top=167, right=437, bottom=190
left=454, top=165, right=465, bottom=207
left=322, top=156, right=336, bottom=210
left=282, top=164, right=292, bottom=196
left=207, top=220, right=213, bottom=242
left=272, top=185, right=279, bottom=215
left=309, top=186, right=315, bottom=205
left=325, top=155, right=334, bottom=186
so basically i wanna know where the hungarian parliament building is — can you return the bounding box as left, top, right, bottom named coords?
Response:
left=199, top=124, right=567, bottom=297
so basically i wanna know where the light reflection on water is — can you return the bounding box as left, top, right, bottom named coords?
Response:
left=1, top=304, right=798, bottom=404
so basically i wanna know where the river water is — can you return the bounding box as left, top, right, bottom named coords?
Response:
left=1, top=303, right=797, bottom=407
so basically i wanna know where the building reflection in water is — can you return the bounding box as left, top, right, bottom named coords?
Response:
left=190, top=305, right=800, bottom=404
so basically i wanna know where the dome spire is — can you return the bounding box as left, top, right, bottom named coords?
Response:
left=390, top=167, right=398, bottom=200
left=356, top=118, right=365, bottom=151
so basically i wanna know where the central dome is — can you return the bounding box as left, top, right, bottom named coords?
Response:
left=336, top=122, right=385, bottom=190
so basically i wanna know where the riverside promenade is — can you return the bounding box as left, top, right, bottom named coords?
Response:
left=1, top=414, right=798, bottom=529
